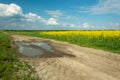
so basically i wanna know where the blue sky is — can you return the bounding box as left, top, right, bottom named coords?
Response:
left=0, top=0, right=120, bottom=30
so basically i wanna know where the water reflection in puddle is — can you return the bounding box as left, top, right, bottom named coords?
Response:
left=15, top=42, right=52, bottom=57
left=31, top=42, right=52, bottom=51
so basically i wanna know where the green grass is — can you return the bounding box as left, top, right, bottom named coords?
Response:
left=0, top=31, right=39, bottom=80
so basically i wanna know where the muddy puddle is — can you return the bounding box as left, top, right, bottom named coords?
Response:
left=15, top=41, right=75, bottom=58
left=15, top=42, right=53, bottom=57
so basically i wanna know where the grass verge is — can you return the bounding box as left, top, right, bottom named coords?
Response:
left=0, top=31, right=39, bottom=80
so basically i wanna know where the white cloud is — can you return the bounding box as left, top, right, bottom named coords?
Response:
left=0, top=3, right=46, bottom=24
left=66, top=16, right=79, bottom=20
left=78, top=0, right=120, bottom=15
left=0, top=3, right=68, bottom=29
left=82, top=23, right=95, bottom=29
left=90, top=0, right=120, bottom=15
left=91, top=26, right=95, bottom=28
left=78, top=7, right=89, bottom=13
left=45, top=10, right=63, bottom=17
left=60, top=22, right=68, bottom=27
left=70, top=24, right=75, bottom=27
left=47, top=18, right=58, bottom=25
left=0, top=3, right=22, bottom=16
left=82, top=23, right=89, bottom=28
left=110, top=23, right=120, bottom=28
left=22, top=12, right=45, bottom=23
left=66, top=16, right=72, bottom=19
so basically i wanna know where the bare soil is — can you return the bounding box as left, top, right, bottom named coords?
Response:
left=11, top=34, right=120, bottom=80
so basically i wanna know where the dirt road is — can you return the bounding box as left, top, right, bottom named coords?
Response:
left=11, top=34, right=120, bottom=80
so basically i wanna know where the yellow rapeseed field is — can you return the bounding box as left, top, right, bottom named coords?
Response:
left=41, top=30, right=120, bottom=38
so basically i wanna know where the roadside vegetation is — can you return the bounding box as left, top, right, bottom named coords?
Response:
left=8, top=30, right=120, bottom=53
left=0, top=31, right=39, bottom=80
